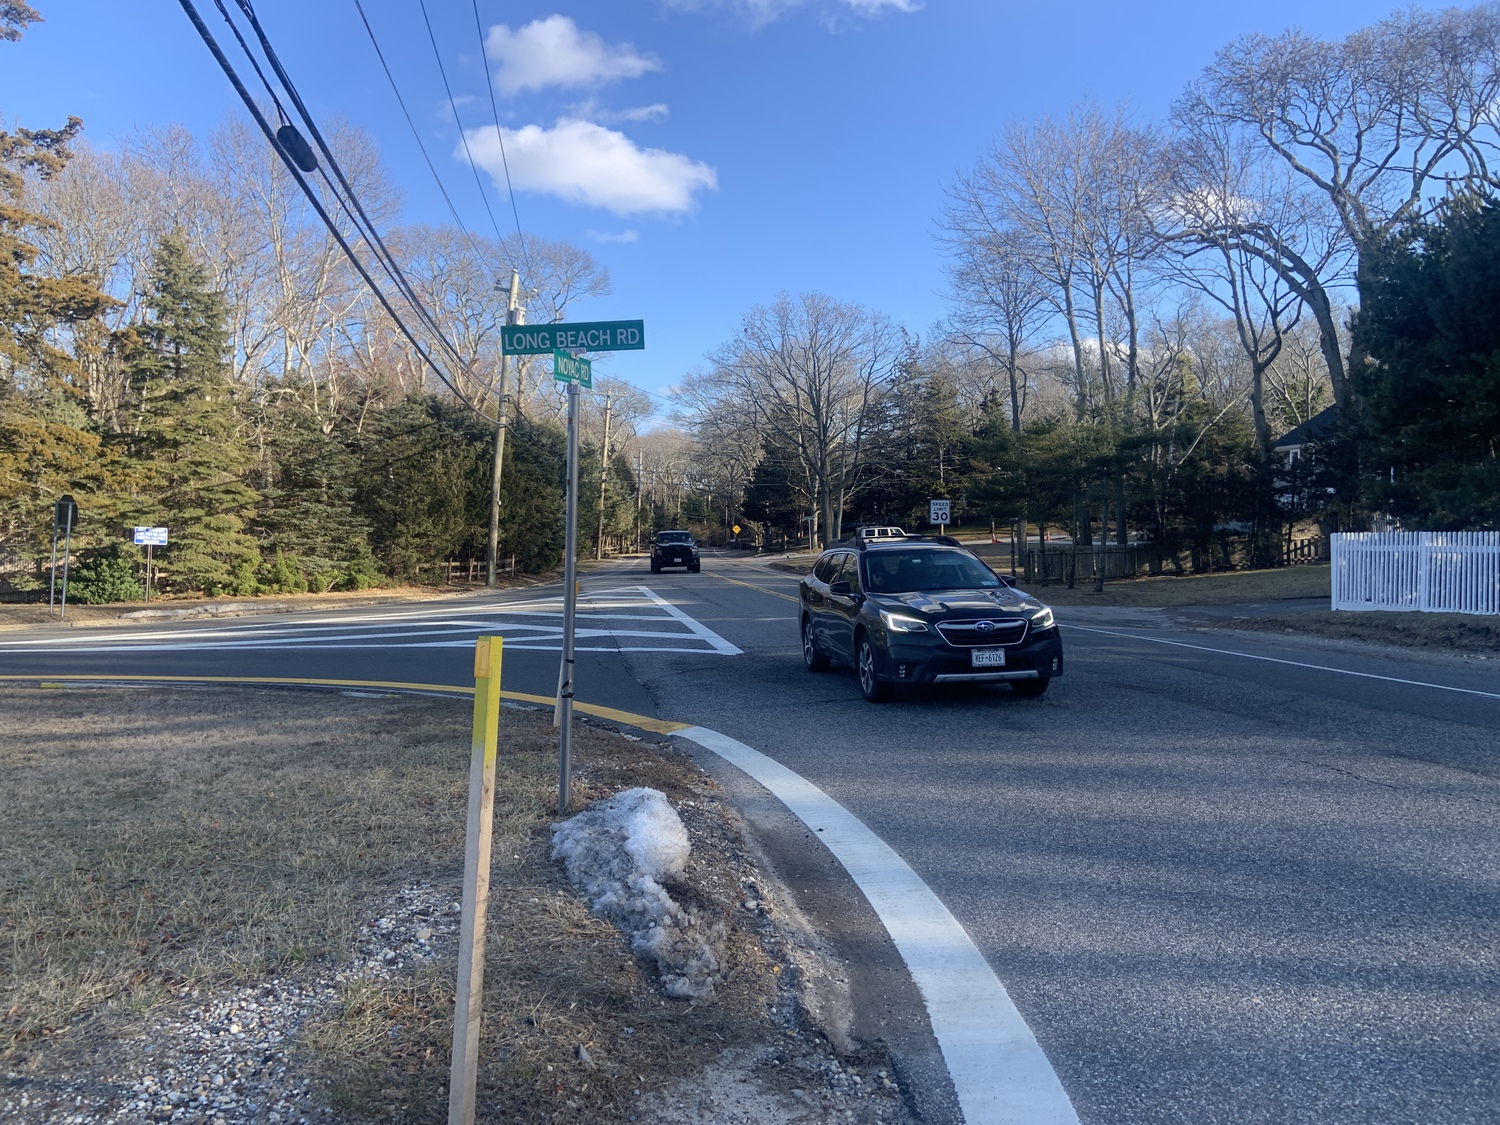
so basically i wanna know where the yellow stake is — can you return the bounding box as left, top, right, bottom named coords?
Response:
left=449, top=635, right=502, bottom=1125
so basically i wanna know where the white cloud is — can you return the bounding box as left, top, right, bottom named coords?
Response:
left=567, top=99, right=671, bottom=125
left=462, top=119, right=716, bottom=216
left=588, top=229, right=641, bottom=243
left=659, top=0, right=918, bottom=23
left=615, top=103, right=671, bottom=123
left=486, top=15, right=660, bottom=94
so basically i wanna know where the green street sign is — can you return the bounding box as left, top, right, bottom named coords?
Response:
left=553, top=350, right=593, bottom=389
left=503, top=319, right=644, bottom=355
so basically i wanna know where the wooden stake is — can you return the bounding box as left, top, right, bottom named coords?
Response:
left=449, top=635, right=502, bottom=1125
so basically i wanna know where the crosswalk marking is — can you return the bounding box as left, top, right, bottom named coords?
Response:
left=0, top=586, right=743, bottom=658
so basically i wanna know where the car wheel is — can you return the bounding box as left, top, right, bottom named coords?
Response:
left=1011, top=677, right=1049, bottom=697
left=650, top=561, right=660, bottom=574
left=857, top=636, right=888, bottom=702
left=802, top=619, right=830, bottom=673
left=690, top=562, right=701, bottom=573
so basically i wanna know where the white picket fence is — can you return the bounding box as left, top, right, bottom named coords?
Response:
left=1331, top=532, right=1500, bottom=615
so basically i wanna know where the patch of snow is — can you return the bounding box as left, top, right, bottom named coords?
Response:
left=552, top=787, right=725, bottom=1000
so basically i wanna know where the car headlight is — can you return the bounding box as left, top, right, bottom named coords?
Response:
left=1029, top=606, right=1055, bottom=630
left=880, top=610, right=929, bottom=633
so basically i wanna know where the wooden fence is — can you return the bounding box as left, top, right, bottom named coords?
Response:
left=1331, top=531, right=1500, bottom=615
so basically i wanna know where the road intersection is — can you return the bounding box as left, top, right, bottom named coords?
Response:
left=4, top=552, right=1497, bottom=1125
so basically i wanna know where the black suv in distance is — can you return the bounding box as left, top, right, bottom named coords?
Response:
left=799, top=535, right=1063, bottom=702
left=651, top=530, right=700, bottom=573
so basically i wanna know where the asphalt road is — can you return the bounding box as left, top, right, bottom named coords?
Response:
left=5, top=554, right=1498, bottom=1125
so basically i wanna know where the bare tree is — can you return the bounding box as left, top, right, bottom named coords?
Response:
left=1184, top=4, right=1500, bottom=403
left=683, top=293, right=899, bottom=547
left=1164, top=121, right=1345, bottom=462
left=938, top=215, right=1048, bottom=431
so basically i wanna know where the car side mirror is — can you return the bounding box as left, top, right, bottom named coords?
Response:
left=829, top=580, right=851, bottom=596
left=999, top=574, right=1018, bottom=588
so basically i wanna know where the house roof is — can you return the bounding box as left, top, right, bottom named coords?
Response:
left=1272, top=405, right=1338, bottom=450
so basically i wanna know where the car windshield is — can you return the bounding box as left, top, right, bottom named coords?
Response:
left=657, top=532, right=693, bottom=544
left=864, top=549, right=1003, bottom=594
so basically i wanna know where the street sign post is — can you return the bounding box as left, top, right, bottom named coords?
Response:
left=50, top=495, right=78, bottom=619
left=552, top=349, right=593, bottom=389
left=929, top=498, right=951, bottom=534
left=133, top=527, right=168, bottom=602
left=503, top=319, right=644, bottom=356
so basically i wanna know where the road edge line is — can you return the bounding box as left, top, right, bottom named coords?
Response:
left=674, top=724, right=1079, bottom=1125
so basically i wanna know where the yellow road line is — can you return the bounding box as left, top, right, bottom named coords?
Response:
left=703, top=569, right=801, bottom=603
left=0, top=673, right=689, bottom=735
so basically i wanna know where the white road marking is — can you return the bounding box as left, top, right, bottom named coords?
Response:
left=637, top=586, right=744, bottom=655
left=1, top=587, right=743, bottom=658
left=677, top=726, right=1078, bottom=1125
left=1062, top=624, right=1500, bottom=701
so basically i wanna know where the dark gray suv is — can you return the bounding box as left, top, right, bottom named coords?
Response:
left=798, top=534, right=1063, bottom=702
left=651, top=530, right=700, bottom=573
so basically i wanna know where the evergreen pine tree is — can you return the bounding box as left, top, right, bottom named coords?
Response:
left=0, top=115, right=123, bottom=587
left=124, top=234, right=261, bottom=594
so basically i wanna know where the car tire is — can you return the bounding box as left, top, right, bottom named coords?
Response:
left=802, top=619, right=830, bottom=673
left=857, top=636, right=888, bottom=703
left=1011, top=677, right=1049, bottom=697
left=690, top=562, right=700, bottom=573
left=650, top=561, right=660, bottom=574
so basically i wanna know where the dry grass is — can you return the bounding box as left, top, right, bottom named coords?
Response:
left=1217, top=609, right=1500, bottom=654
left=1007, top=563, right=1331, bottom=607
left=0, top=686, right=785, bottom=1123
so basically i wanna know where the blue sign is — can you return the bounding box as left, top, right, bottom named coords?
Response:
left=133, top=527, right=168, bottom=546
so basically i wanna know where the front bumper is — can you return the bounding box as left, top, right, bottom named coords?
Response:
left=654, top=551, right=697, bottom=567
left=882, top=629, right=1064, bottom=685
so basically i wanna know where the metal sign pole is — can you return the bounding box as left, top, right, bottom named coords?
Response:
left=59, top=503, right=75, bottom=620
left=48, top=508, right=60, bottom=616
left=146, top=544, right=153, bottom=603
left=557, top=378, right=581, bottom=814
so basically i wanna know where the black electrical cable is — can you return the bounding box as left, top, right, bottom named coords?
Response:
left=416, top=0, right=508, bottom=248
left=177, top=0, right=494, bottom=422
left=227, top=0, right=479, bottom=380
left=470, top=0, right=530, bottom=274
left=352, top=0, right=494, bottom=269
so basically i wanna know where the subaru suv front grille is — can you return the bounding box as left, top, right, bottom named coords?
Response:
left=936, top=618, right=1028, bottom=647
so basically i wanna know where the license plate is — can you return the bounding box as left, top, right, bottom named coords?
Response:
left=971, top=647, right=1006, bottom=668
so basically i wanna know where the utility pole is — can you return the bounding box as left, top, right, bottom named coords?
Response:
left=595, top=391, right=612, bottom=561
left=635, top=450, right=644, bottom=553
left=486, top=268, right=521, bottom=588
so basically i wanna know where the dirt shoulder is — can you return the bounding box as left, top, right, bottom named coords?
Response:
left=1207, top=608, right=1500, bottom=655
left=0, top=686, right=913, bottom=1125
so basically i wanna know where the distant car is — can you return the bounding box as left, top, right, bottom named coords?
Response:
left=651, top=530, right=700, bottom=573
left=798, top=531, right=1063, bottom=702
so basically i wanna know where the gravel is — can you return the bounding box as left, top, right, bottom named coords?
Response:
left=2, top=883, right=458, bottom=1125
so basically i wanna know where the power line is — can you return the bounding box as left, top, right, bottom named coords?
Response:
left=181, top=0, right=493, bottom=422
left=417, top=0, right=508, bottom=249
left=224, top=0, right=479, bottom=384
left=470, top=0, right=529, bottom=274
left=351, top=0, right=494, bottom=271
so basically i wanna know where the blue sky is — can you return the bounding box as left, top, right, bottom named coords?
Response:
left=4, top=1, right=1433, bottom=404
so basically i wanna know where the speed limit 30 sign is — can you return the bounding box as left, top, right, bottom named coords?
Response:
left=929, top=499, right=951, bottom=525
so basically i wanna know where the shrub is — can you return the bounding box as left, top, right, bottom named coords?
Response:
left=66, top=549, right=143, bottom=604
